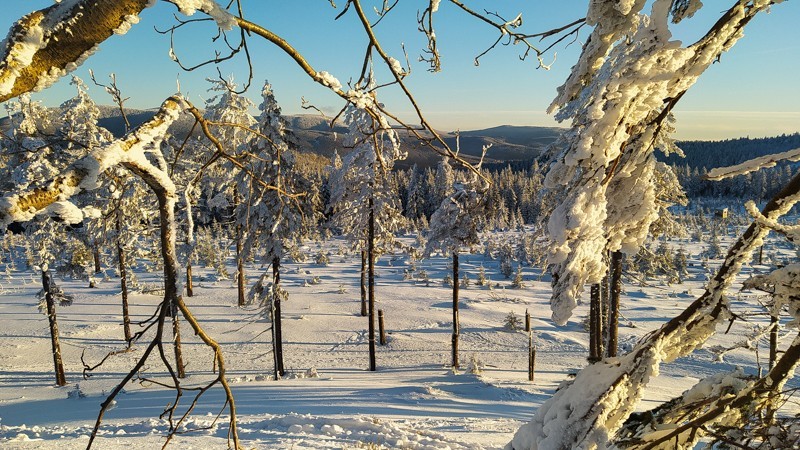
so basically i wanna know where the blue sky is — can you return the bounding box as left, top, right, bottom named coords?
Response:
left=2, top=1, right=798, bottom=140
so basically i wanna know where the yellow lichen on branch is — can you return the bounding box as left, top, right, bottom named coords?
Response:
left=0, top=0, right=153, bottom=102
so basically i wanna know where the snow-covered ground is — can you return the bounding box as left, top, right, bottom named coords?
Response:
left=0, top=231, right=796, bottom=449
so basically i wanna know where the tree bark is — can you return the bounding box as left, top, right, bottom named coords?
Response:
left=186, top=262, right=193, bottom=297
left=0, top=0, right=154, bottom=103
left=368, top=197, right=376, bottom=372
left=236, top=224, right=245, bottom=307
left=93, top=244, right=102, bottom=274
left=172, top=312, right=185, bottom=378
left=150, top=192, right=185, bottom=379
left=360, top=249, right=367, bottom=317
left=589, top=283, right=602, bottom=362
left=41, top=268, right=67, bottom=386
left=273, top=256, right=285, bottom=377
left=769, top=313, right=778, bottom=370
left=116, top=216, right=131, bottom=343
left=452, top=251, right=460, bottom=369
left=607, top=250, right=622, bottom=358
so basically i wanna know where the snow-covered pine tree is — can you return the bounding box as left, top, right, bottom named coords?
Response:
left=425, top=168, right=487, bottom=369
left=0, top=92, right=90, bottom=387
left=235, top=81, right=310, bottom=379
left=202, top=78, right=256, bottom=307
left=328, top=88, right=406, bottom=371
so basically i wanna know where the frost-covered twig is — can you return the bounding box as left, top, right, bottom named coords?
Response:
left=706, top=148, right=800, bottom=181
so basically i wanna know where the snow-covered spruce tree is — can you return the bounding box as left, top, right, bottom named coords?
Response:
left=425, top=170, right=487, bottom=369
left=235, top=81, right=310, bottom=379
left=202, top=77, right=256, bottom=307
left=508, top=2, right=794, bottom=449
left=0, top=93, right=86, bottom=386
left=328, top=92, right=406, bottom=372
left=102, top=172, right=156, bottom=343
left=56, top=75, right=118, bottom=285
left=543, top=0, right=774, bottom=325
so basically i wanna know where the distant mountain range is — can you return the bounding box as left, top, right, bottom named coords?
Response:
left=4, top=105, right=798, bottom=170
left=94, top=106, right=564, bottom=169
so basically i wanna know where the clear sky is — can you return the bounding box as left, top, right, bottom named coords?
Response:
left=1, top=1, right=798, bottom=141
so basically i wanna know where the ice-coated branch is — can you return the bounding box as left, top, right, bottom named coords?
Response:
left=705, top=147, right=800, bottom=181
left=544, top=0, right=783, bottom=325
left=0, top=0, right=154, bottom=102
left=507, top=169, right=800, bottom=450
left=614, top=332, right=800, bottom=449
left=0, top=95, right=185, bottom=227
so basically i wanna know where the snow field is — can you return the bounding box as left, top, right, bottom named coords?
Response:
left=0, top=231, right=797, bottom=449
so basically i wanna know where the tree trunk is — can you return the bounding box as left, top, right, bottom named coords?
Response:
left=149, top=190, right=185, bottom=379
left=41, top=268, right=67, bottom=387
left=273, top=256, right=285, bottom=377
left=452, top=251, right=460, bottom=369
left=589, top=283, right=601, bottom=362
left=93, top=244, right=102, bottom=274
left=236, top=225, right=245, bottom=307
left=360, top=249, right=367, bottom=317
left=368, top=197, right=376, bottom=372
left=116, top=217, right=131, bottom=343
left=172, top=312, right=185, bottom=378
left=186, top=262, right=193, bottom=297
left=607, top=250, right=623, bottom=358
left=601, top=263, right=609, bottom=348
left=769, top=313, right=778, bottom=370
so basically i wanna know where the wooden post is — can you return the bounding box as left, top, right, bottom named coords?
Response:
left=525, top=309, right=530, bottom=332
left=186, top=262, right=193, bottom=297
left=42, top=268, right=67, bottom=386
left=452, top=251, right=460, bottom=369
left=528, top=329, right=536, bottom=382
left=378, top=309, right=387, bottom=345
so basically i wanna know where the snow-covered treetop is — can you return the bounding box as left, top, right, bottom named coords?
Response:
left=58, top=76, right=113, bottom=151
left=327, top=90, right=407, bottom=248
left=236, top=80, right=308, bottom=262
left=425, top=168, right=487, bottom=256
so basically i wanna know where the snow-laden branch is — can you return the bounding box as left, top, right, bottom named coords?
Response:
left=0, top=0, right=155, bottom=102
left=544, top=0, right=781, bottom=325
left=744, top=200, right=800, bottom=243
left=0, top=95, right=185, bottom=227
left=507, top=169, right=800, bottom=450
left=615, top=332, right=800, bottom=449
left=705, top=147, right=800, bottom=180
